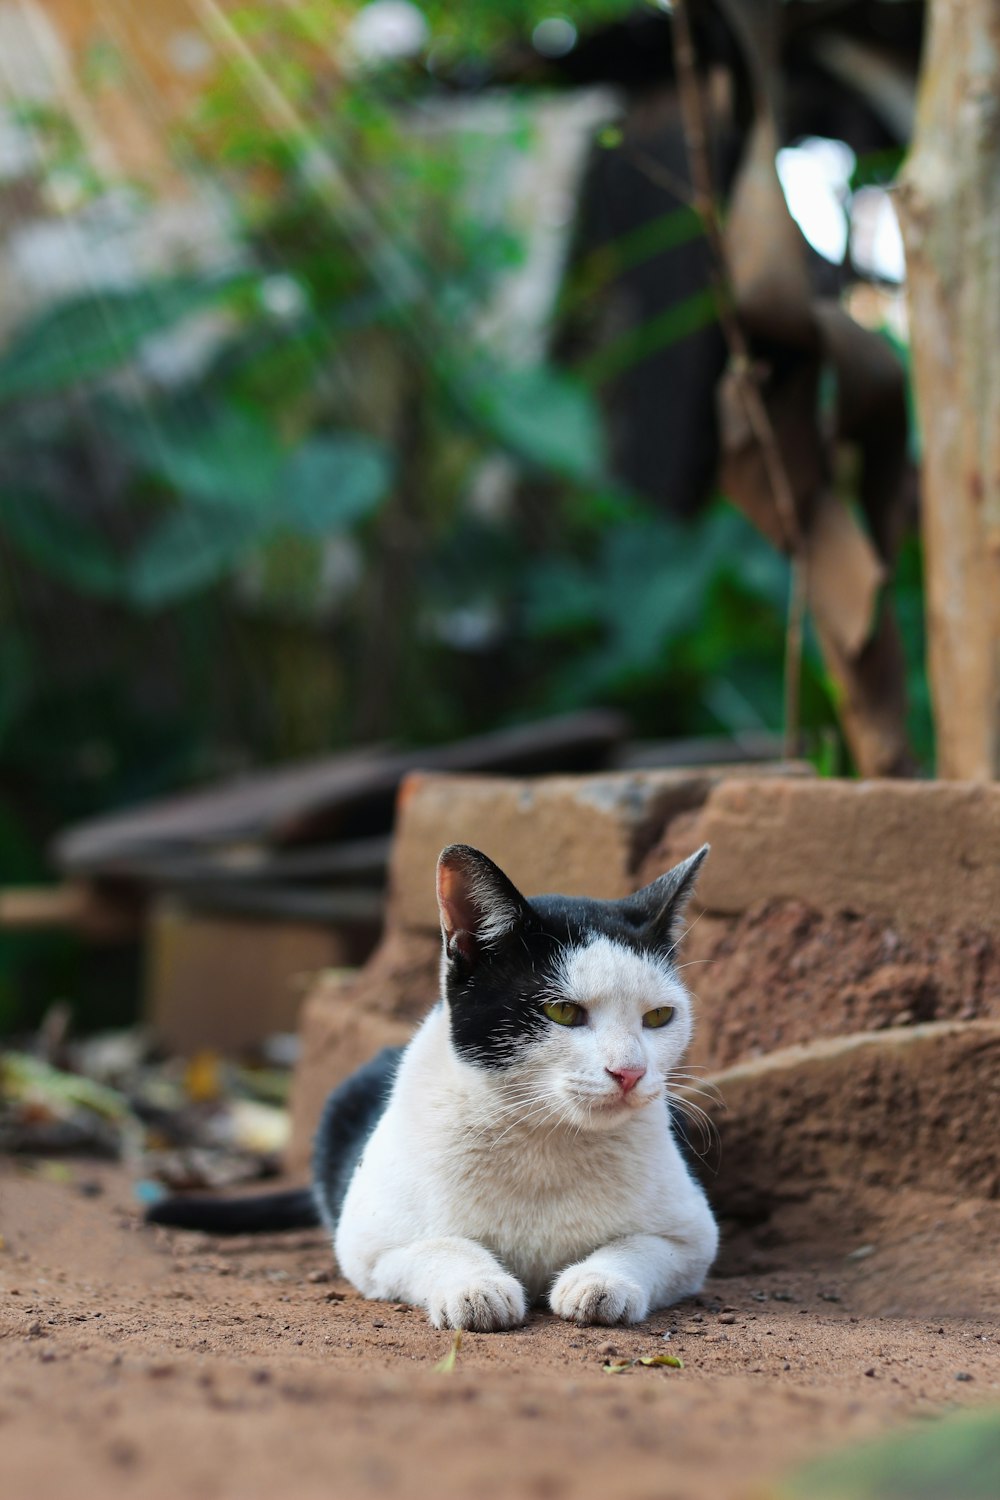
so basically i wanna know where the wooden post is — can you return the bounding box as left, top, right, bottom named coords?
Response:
left=897, top=1, right=1000, bottom=779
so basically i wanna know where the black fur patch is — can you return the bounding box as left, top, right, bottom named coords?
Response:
left=146, top=1185, right=318, bottom=1234
left=312, top=1045, right=403, bottom=1230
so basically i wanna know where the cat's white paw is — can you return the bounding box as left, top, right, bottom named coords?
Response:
left=550, top=1265, right=648, bottom=1325
left=427, top=1273, right=527, bottom=1332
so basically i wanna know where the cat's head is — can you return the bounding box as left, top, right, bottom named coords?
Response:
left=435, top=843, right=708, bottom=1131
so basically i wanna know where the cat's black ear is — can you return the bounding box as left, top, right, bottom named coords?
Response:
left=436, top=845, right=530, bottom=968
left=624, top=844, right=709, bottom=953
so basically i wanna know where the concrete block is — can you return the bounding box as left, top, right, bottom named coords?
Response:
left=683, top=899, right=1000, bottom=1073
left=389, top=769, right=737, bottom=932
left=695, top=778, right=1000, bottom=930
left=147, top=899, right=352, bottom=1056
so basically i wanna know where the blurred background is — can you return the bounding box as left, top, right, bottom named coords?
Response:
left=0, top=0, right=931, bottom=1050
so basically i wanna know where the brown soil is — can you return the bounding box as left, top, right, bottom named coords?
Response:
left=2, top=1161, right=997, bottom=1500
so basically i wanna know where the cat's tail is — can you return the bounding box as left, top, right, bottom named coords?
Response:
left=145, top=1186, right=319, bottom=1235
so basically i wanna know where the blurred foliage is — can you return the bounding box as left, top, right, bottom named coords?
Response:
left=850, top=145, right=907, bottom=192
left=776, top=1407, right=1000, bottom=1500
left=0, top=1, right=931, bottom=1031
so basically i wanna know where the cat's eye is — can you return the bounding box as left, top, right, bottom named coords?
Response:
left=543, top=1000, right=587, bottom=1028
left=642, top=1006, right=675, bottom=1029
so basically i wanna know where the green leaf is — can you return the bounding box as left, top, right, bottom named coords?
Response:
left=526, top=517, right=709, bottom=670
left=433, top=1329, right=463, bottom=1373
left=276, top=434, right=392, bottom=535
left=126, top=505, right=264, bottom=609
left=118, top=428, right=391, bottom=608
left=523, top=501, right=794, bottom=716
left=520, top=556, right=602, bottom=638
left=468, top=363, right=606, bottom=484
left=0, top=489, right=123, bottom=596
left=0, top=276, right=244, bottom=402
left=111, top=399, right=284, bottom=509
left=849, top=145, right=905, bottom=193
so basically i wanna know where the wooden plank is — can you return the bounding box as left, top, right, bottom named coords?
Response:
left=57, top=835, right=393, bottom=891
left=169, top=883, right=384, bottom=926
left=54, top=712, right=627, bottom=876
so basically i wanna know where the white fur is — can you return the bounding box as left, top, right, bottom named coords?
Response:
left=334, top=937, right=718, bottom=1331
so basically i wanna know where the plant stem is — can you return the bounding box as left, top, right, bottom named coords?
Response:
left=670, top=0, right=806, bottom=760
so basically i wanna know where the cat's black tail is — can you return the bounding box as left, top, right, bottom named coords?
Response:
left=145, top=1186, right=319, bottom=1235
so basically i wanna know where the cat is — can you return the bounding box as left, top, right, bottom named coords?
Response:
left=148, top=842, right=719, bottom=1331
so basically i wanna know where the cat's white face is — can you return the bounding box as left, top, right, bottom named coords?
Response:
left=436, top=844, right=706, bottom=1137
left=533, top=936, right=694, bottom=1128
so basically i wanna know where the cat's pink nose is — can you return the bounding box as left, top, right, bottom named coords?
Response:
left=607, top=1066, right=646, bottom=1094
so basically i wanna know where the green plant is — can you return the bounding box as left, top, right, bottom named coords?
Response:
left=0, top=0, right=931, bottom=1033
left=776, top=1407, right=1000, bottom=1500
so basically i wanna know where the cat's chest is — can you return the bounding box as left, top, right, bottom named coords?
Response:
left=438, top=1126, right=658, bottom=1292
left=453, top=1128, right=633, bottom=1198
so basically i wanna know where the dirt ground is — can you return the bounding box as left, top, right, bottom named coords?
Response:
left=2, top=1161, right=998, bottom=1500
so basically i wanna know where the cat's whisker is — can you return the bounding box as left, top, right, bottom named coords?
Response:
left=665, top=1089, right=721, bottom=1159
left=471, top=1085, right=564, bottom=1138
left=669, top=1086, right=723, bottom=1113
left=665, top=906, right=706, bottom=963
left=538, top=1103, right=576, bottom=1150
left=666, top=1068, right=722, bottom=1089
left=459, top=1101, right=548, bottom=1141
left=462, top=1093, right=556, bottom=1142
left=668, top=1115, right=717, bottom=1162
left=666, top=1071, right=724, bottom=1105
left=489, top=1099, right=562, bottom=1149
left=487, top=1097, right=558, bottom=1131
left=667, top=1069, right=720, bottom=1089
left=486, top=1082, right=559, bottom=1111
left=666, top=1087, right=717, bottom=1124
left=465, top=1078, right=554, bottom=1109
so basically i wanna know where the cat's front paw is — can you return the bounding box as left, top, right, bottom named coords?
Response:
left=550, top=1265, right=648, bottom=1326
left=428, top=1273, right=527, bottom=1333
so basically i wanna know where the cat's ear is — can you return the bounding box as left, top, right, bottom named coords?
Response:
left=625, top=844, right=709, bottom=953
left=436, top=844, right=530, bottom=968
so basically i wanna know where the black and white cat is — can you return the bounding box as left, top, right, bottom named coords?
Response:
left=148, top=843, right=719, bottom=1331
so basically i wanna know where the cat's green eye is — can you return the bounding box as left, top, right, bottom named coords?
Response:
left=543, top=1000, right=587, bottom=1028
left=642, top=1006, right=675, bottom=1029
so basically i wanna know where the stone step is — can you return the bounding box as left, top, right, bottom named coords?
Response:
left=288, top=774, right=1000, bottom=1166
left=690, top=1020, right=1000, bottom=1217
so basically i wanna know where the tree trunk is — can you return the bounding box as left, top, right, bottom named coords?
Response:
left=897, top=1, right=1000, bottom=780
